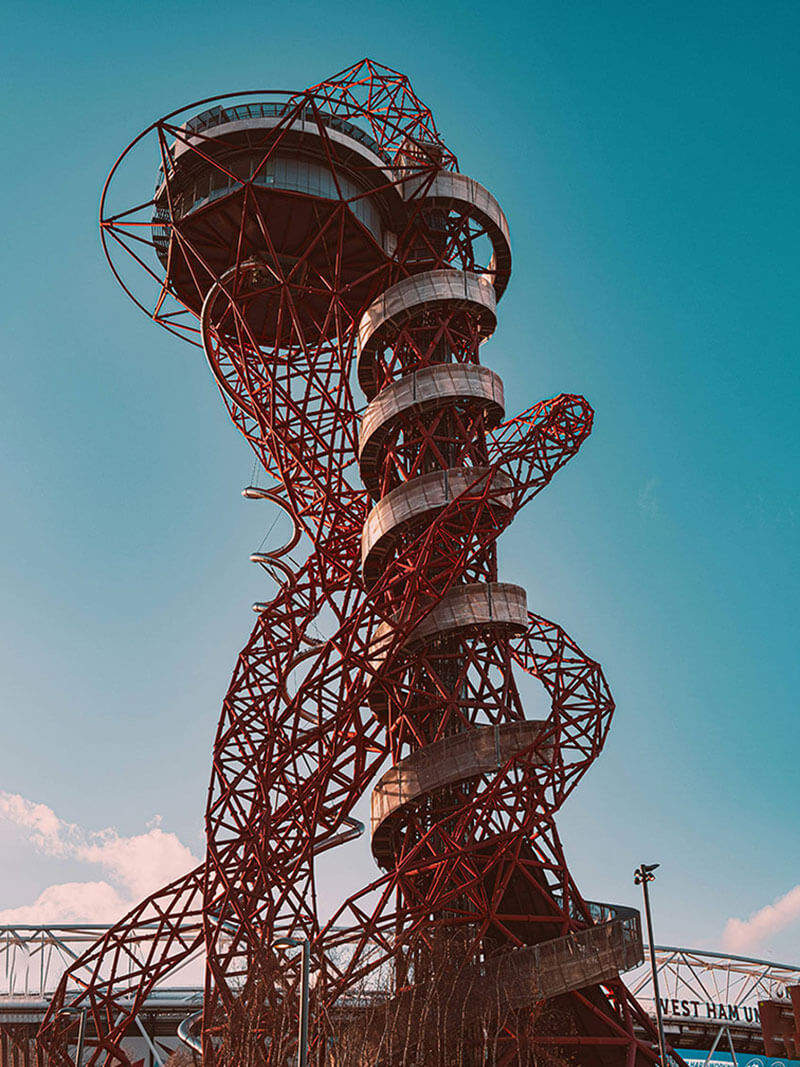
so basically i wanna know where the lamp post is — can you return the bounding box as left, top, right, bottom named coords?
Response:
left=56, top=1006, right=87, bottom=1067
left=275, top=936, right=310, bottom=1067
left=634, top=863, right=668, bottom=1067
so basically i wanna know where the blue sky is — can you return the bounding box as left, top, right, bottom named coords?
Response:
left=1, top=0, right=798, bottom=963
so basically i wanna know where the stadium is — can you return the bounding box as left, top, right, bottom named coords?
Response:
left=1, top=925, right=798, bottom=1067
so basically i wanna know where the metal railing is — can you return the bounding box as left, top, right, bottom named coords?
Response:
left=183, top=102, right=392, bottom=164
left=0, top=925, right=203, bottom=1001
left=491, top=911, right=644, bottom=1005
left=0, top=904, right=641, bottom=1004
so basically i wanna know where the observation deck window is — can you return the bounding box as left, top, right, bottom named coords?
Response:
left=163, top=152, right=382, bottom=241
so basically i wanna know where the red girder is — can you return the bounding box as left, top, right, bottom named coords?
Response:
left=36, top=60, right=679, bottom=1067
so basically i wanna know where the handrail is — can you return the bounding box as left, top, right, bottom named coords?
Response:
left=181, top=102, right=392, bottom=164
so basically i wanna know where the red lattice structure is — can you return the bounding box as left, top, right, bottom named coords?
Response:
left=37, top=60, right=675, bottom=1067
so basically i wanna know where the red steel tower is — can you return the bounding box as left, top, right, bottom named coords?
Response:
left=39, top=60, right=673, bottom=1067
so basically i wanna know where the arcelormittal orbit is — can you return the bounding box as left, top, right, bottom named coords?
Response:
left=40, top=60, right=674, bottom=1067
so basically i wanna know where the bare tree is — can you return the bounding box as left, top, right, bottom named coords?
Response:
left=165, top=936, right=577, bottom=1067
left=322, top=933, right=576, bottom=1067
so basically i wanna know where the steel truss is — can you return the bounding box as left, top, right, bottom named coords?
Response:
left=628, top=945, right=800, bottom=1039
left=35, top=59, right=674, bottom=1067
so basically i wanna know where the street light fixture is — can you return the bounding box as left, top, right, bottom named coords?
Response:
left=274, top=936, right=310, bottom=1067
left=634, top=863, right=668, bottom=1067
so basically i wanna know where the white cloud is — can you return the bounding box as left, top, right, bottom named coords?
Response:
left=0, top=791, right=199, bottom=924
left=0, top=882, right=128, bottom=924
left=76, top=827, right=196, bottom=902
left=722, top=884, right=800, bottom=955
left=0, top=792, right=78, bottom=856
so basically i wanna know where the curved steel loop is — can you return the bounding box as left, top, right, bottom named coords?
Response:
left=242, top=485, right=302, bottom=558
left=250, top=558, right=296, bottom=596
left=489, top=394, right=594, bottom=467
left=508, top=610, right=615, bottom=811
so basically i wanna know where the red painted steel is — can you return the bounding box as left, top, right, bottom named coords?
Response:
left=37, top=59, right=670, bottom=1067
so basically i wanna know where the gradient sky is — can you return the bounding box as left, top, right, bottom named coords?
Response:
left=1, top=0, right=798, bottom=965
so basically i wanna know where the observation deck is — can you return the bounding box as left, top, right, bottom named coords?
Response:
left=151, top=101, right=511, bottom=348
left=152, top=101, right=402, bottom=334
